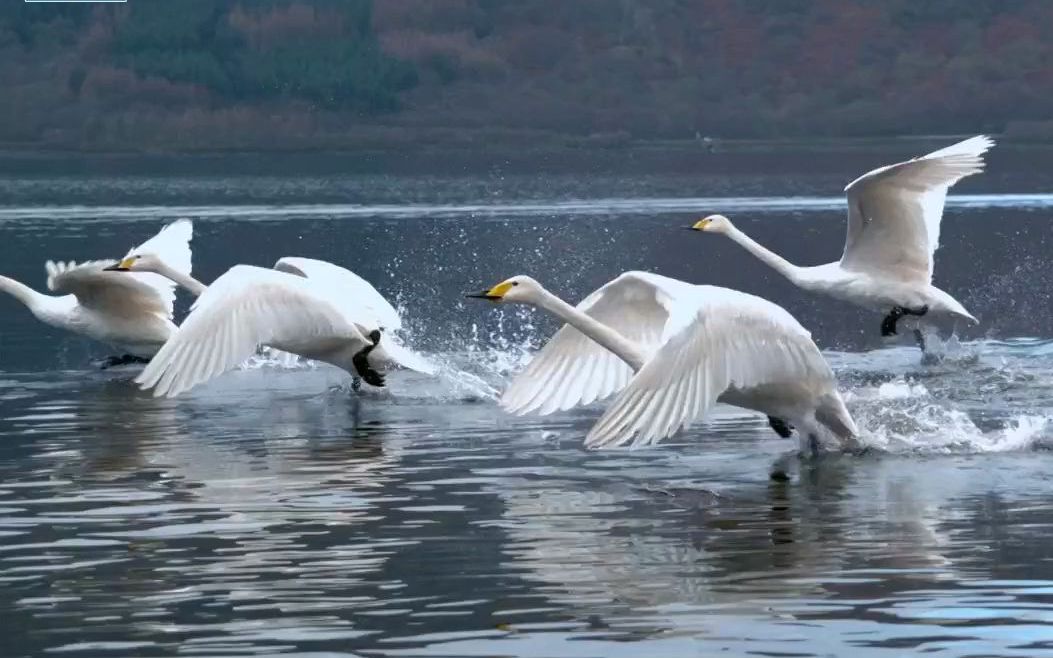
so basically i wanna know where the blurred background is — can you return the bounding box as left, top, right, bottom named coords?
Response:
left=3, top=0, right=1052, bottom=155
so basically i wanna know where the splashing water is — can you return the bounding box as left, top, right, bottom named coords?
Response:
left=847, top=377, right=1051, bottom=454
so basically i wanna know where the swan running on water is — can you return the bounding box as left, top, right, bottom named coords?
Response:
left=0, top=219, right=193, bottom=367
left=109, top=256, right=435, bottom=397
left=468, top=272, right=858, bottom=455
left=692, top=135, right=991, bottom=349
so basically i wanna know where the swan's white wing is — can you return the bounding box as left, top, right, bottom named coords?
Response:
left=585, top=287, right=834, bottom=449
left=376, top=336, right=438, bottom=375
left=274, top=257, right=401, bottom=331
left=124, top=219, right=194, bottom=315
left=502, top=271, right=696, bottom=416
left=46, top=260, right=170, bottom=317
left=136, top=265, right=363, bottom=397
left=840, top=135, right=992, bottom=283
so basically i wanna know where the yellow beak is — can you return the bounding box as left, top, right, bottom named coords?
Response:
left=104, top=256, right=136, bottom=272
left=465, top=280, right=513, bottom=301
left=691, top=218, right=711, bottom=231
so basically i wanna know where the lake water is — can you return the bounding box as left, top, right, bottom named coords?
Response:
left=2, top=148, right=1053, bottom=657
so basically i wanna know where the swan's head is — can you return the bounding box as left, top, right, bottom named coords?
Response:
left=103, top=252, right=164, bottom=273
left=691, top=214, right=733, bottom=234
left=466, top=275, right=542, bottom=304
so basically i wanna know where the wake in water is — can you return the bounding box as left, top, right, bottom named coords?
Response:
left=846, top=378, right=1051, bottom=454
left=154, top=291, right=1053, bottom=457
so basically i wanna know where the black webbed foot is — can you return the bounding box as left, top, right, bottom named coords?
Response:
left=352, top=330, right=385, bottom=388
left=880, top=305, right=929, bottom=337
left=767, top=416, right=794, bottom=439
left=99, top=354, right=150, bottom=370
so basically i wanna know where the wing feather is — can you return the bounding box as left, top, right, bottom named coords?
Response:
left=46, top=260, right=170, bottom=317
left=125, top=219, right=194, bottom=313
left=500, top=271, right=695, bottom=416
left=44, top=220, right=194, bottom=318
left=136, top=265, right=362, bottom=397
left=274, top=257, right=401, bottom=330
left=584, top=291, right=835, bottom=449
left=841, top=135, right=992, bottom=282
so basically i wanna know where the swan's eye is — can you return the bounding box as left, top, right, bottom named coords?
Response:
left=512, top=281, right=519, bottom=286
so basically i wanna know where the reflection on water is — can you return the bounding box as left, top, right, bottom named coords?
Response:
left=3, top=339, right=1053, bottom=657
left=1, top=167, right=1053, bottom=656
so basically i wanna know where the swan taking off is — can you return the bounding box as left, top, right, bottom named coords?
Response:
left=693, top=136, right=991, bottom=347
left=0, top=219, right=193, bottom=366
left=128, top=257, right=434, bottom=397
left=467, top=272, right=858, bottom=453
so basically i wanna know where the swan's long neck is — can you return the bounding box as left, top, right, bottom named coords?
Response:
left=0, top=275, right=53, bottom=314
left=533, top=289, right=648, bottom=372
left=153, top=263, right=207, bottom=297
left=726, top=225, right=805, bottom=285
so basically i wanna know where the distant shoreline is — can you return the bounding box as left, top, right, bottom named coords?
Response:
left=0, top=135, right=1048, bottom=177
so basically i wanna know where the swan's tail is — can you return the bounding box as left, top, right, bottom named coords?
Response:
left=815, top=390, right=859, bottom=442
left=376, top=336, right=438, bottom=376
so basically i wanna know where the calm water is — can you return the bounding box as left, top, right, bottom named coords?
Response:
left=2, top=150, right=1053, bottom=657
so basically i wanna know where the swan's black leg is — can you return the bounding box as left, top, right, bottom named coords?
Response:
left=767, top=416, right=794, bottom=439
left=881, top=305, right=929, bottom=337
left=808, top=433, right=821, bottom=458
left=913, top=328, right=927, bottom=351
left=880, top=307, right=905, bottom=336
left=769, top=451, right=797, bottom=481
left=352, top=330, right=385, bottom=387
left=99, top=354, right=150, bottom=369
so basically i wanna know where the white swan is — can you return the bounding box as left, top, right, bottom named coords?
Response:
left=129, top=257, right=435, bottom=397
left=693, top=136, right=991, bottom=347
left=467, top=272, right=858, bottom=453
left=0, top=219, right=193, bottom=366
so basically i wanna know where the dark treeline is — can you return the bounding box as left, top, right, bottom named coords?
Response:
left=2, top=0, right=1052, bottom=151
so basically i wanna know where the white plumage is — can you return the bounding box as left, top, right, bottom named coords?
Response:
left=469, top=272, right=857, bottom=450
left=0, top=219, right=193, bottom=358
left=694, top=136, right=991, bottom=344
left=134, top=258, right=435, bottom=397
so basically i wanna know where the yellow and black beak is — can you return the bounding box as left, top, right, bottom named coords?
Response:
left=688, top=218, right=712, bottom=231
left=465, top=280, right=513, bottom=301
left=103, top=256, right=136, bottom=272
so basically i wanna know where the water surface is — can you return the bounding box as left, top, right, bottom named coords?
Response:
left=1, top=151, right=1053, bottom=657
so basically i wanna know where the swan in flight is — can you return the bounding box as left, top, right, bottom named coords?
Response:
left=693, top=136, right=991, bottom=347
left=467, top=272, right=858, bottom=455
left=125, top=257, right=434, bottom=397
left=0, top=219, right=193, bottom=367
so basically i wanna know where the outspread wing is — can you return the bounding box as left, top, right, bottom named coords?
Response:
left=274, top=257, right=435, bottom=374
left=136, top=265, right=362, bottom=397
left=46, top=260, right=170, bottom=317
left=46, top=220, right=194, bottom=319
left=274, top=257, right=401, bottom=331
left=585, top=287, right=834, bottom=449
left=501, top=271, right=696, bottom=416
left=125, top=219, right=194, bottom=315
left=840, top=135, right=992, bottom=283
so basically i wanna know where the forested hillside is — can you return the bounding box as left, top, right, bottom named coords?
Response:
left=2, top=0, right=1051, bottom=151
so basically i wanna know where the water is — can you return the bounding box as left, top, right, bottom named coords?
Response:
left=2, top=150, right=1053, bottom=657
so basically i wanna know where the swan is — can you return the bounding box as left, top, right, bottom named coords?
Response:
left=126, top=257, right=435, bottom=397
left=692, top=136, right=991, bottom=348
left=0, top=219, right=193, bottom=367
left=467, top=272, right=858, bottom=455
